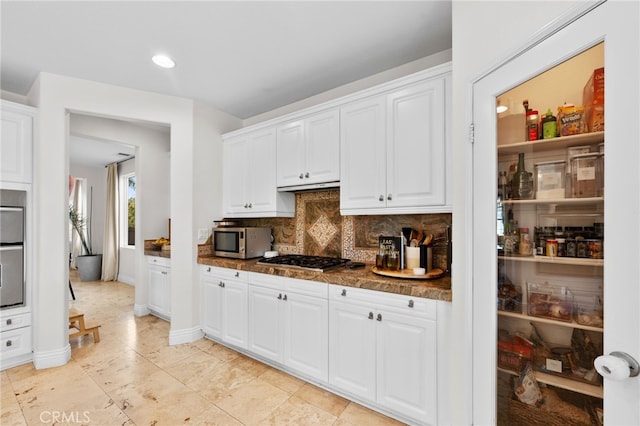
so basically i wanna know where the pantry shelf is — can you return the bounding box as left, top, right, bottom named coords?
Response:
left=497, top=367, right=603, bottom=399
left=498, top=255, right=603, bottom=267
left=498, top=309, right=603, bottom=333
left=497, top=131, right=604, bottom=155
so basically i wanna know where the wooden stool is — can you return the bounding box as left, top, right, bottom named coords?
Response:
left=68, top=308, right=101, bottom=342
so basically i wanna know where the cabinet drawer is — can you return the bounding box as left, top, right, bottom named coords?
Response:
left=146, top=256, right=170, bottom=268
left=330, top=285, right=436, bottom=320
left=0, top=326, right=32, bottom=359
left=283, top=277, right=328, bottom=299
left=248, top=271, right=281, bottom=289
left=201, top=265, right=247, bottom=282
left=0, top=312, right=31, bottom=332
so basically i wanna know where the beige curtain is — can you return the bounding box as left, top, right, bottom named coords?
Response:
left=70, top=178, right=85, bottom=269
left=102, top=163, right=119, bottom=281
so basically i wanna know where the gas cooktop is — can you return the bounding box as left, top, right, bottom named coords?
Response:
left=257, top=254, right=351, bottom=272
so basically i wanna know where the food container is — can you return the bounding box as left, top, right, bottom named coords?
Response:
left=534, top=160, right=566, bottom=199
left=557, top=104, right=588, bottom=136
left=527, top=282, right=573, bottom=322
left=574, top=291, right=604, bottom=327
left=565, top=146, right=591, bottom=197
left=498, top=339, right=532, bottom=373
left=571, top=153, right=603, bottom=198
left=583, top=67, right=605, bottom=132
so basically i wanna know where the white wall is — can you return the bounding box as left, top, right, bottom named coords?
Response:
left=25, top=72, right=239, bottom=368
left=450, top=1, right=584, bottom=424
left=244, top=49, right=452, bottom=126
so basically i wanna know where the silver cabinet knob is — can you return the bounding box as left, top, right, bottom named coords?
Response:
left=278, top=293, right=282, bottom=300
left=376, top=313, right=382, bottom=321
left=408, top=300, right=414, bottom=308
left=305, top=172, right=310, bottom=178
left=247, top=203, right=252, bottom=208
left=283, top=294, right=287, bottom=301
left=368, top=312, right=374, bottom=320
left=219, top=281, right=225, bottom=288
left=244, top=203, right=248, bottom=208
left=235, top=272, right=239, bottom=277
left=341, top=289, right=347, bottom=296
left=379, top=195, right=384, bottom=202
left=206, top=267, right=211, bottom=272
left=6, top=340, right=12, bottom=347
left=161, top=271, right=167, bottom=275
left=299, top=173, right=304, bottom=179
left=387, top=194, right=392, bottom=201
left=6, top=319, right=12, bottom=326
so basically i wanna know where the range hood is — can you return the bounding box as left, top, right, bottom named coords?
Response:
left=277, top=181, right=340, bottom=192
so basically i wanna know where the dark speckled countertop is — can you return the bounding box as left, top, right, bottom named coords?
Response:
left=196, top=255, right=451, bottom=302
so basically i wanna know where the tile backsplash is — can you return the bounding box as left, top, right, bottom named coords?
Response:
left=230, top=189, right=452, bottom=269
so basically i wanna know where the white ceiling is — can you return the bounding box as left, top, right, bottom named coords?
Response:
left=1, top=1, right=451, bottom=166
left=69, top=135, right=136, bottom=169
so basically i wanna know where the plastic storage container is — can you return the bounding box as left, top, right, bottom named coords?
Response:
left=527, top=282, right=573, bottom=322
left=534, top=160, right=566, bottom=199
left=571, top=152, right=603, bottom=198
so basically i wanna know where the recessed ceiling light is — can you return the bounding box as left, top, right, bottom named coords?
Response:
left=152, top=54, right=175, bottom=69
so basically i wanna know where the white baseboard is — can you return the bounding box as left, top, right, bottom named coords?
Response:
left=116, top=274, right=135, bottom=286
left=169, top=326, right=204, bottom=346
left=33, top=344, right=71, bottom=370
left=133, top=303, right=150, bottom=317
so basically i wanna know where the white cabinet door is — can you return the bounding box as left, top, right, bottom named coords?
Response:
left=247, top=128, right=278, bottom=213
left=148, top=265, right=170, bottom=319
left=248, top=284, right=283, bottom=362
left=202, top=273, right=224, bottom=339
left=277, top=109, right=340, bottom=188
left=276, top=120, right=305, bottom=187
left=376, top=310, right=437, bottom=425
left=222, top=279, right=248, bottom=349
left=304, top=109, right=340, bottom=185
left=386, top=78, right=446, bottom=208
left=328, top=300, right=376, bottom=400
left=283, top=292, right=328, bottom=382
left=223, top=135, right=250, bottom=215
left=1, top=101, right=33, bottom=184
left=340, top=95, right=387, bottom=211
left=223, top=128, right=294, bottom=218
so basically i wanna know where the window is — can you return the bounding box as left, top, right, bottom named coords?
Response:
left=121, top=173, right=135, bottom=247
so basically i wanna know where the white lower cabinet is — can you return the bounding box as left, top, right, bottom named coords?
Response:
left=201, top=266, right=248, bottom=349
left=248, top=272, right=328, bottom=382
left=0, top=312, right=32, bottom=370
left=329, top=286, right=437, bottom=425
left=146, top=256, right=171, bottom=320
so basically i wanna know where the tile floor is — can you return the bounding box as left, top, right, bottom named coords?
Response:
left=1, top=271, right=405, bottom=425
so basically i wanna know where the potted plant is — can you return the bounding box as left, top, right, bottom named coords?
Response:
left=69, top=205, right=102, bottom=281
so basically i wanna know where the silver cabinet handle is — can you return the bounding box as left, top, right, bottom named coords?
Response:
left=299, top=173, right=304, bottom=179
left=387, top=194, right=392, bottom=201
left=6, top=340, right=12, bottom=347
left=376, top=313, right=382, bottom=321
left=248, top=203, right=252, bottom=208
left=408, top=300, right=414, bottom=308
left=235, top=272, right=239, bottom=278
left=379, top=195, right=384, bottom=202
left=244, top=203, right=248, bottom=208
left=161, top=271, right=167, bottom=275
left=283, top=294, right=288, bottom=301
left=341, top=289, right=346, bottom=296
left=368, top=312, right=374, bottom=320
left=305, top=172, right=310, bottom=178
left=6, top=319, right=12, bottom=326
left=278, top=293, right=282, bottom=300
left=206, top=267, right=211, bottom=272
left=219, top=281, right=225, bottom=288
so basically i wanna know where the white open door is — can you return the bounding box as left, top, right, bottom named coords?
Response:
left=471, top=1, right=639, bottom=424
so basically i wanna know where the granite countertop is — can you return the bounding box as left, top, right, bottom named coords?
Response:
left=144, top=249, right=171, bottom=258
left=197, top=255, right=452, bottom=302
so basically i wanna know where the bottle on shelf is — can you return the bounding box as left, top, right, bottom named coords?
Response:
left=498, top=171, right=509, bottom=200
left=510, top=153, right=533, bottom=199
left=541, top=109, right=557, bottom=139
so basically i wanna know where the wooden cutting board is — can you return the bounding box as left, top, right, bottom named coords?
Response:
left=372, top=266, right=444, bottom=280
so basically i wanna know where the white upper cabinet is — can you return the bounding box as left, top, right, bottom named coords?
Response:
left=222, top=127, right=294, bottom=218
left=1, top=101, right=35, bottom=184
left=340, top=65, right=451, bottom=215
left=276, top=109, right=340, bottom=189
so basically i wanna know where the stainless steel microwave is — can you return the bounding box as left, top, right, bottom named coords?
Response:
left=212, top=227, right=271, bottom=259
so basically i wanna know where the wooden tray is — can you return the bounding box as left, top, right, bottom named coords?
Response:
left=372, top=266, right=444, bottom=280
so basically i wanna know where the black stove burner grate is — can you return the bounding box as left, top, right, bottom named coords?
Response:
left=257, top=254, right=351, bottom=272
